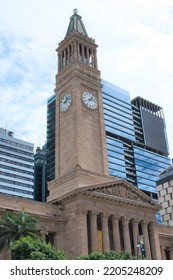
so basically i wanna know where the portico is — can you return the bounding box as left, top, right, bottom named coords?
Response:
left=55, top=178, right=162, bottom=259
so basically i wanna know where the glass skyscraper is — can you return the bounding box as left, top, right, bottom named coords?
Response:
left=102, top=80, right=171, bottom=201
left=102, top=80, right=136, bottom=184
left=46, top=94, right=56, bottom=182
left=45, top=80, right=171, bottom=204
left=34, top=145, right=47, bottom=202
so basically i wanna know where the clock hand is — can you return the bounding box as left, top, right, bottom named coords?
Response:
left=64, top=96, right=68, bottom=103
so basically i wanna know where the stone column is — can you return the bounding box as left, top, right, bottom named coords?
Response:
left=101, top=213, right=110, bottom=252
left=86, top=47, right=89, bottom=65
left=91, top=49, right=94, bottom=67
left=73, top=41, right=77, bottom=60
left=160, top=246, right=166, bottom=260
left=131, top=218, right=139, bottom=256
left=90, top=211, right=98, bottom=252
left=141, top=220, right=151, bottom=259
left=148, top=221, right=161, bottom=259
left=112, top=215, right=121, bottom=252
left=79, top=43, right=82, bottom=62
left=170, top=248, right=173, bottom=260
left=69, top=44, right=72, bottom=63
left=63, top=49, right=66, bottom=67
left=67, top=45, right=70, bottom=64
left=122, top=216, right=131, bottom=252
left=54, top=222, right=66, bottom=251
left=82, top=44, right=85, bottom=63
left=75, top=209, right=88, bottom=256
left=77, top=42, right=80, bottom=61
left=61, top=51, right=64, bottom=68
left=40, top=230, right=48, bottom=242
left=94, top=50, right=98, bottom=68
left=58, top=53, right=61, bottom=71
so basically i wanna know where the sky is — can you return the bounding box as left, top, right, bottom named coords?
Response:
left=0, top=0, right=173, bottom=159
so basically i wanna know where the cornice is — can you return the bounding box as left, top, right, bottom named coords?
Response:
left=48, top=164, right=113, bottom=189
left=57, top=30, right=97, bottom=51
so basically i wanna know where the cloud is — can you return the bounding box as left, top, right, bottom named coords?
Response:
left=0, top=30, right=54, bottom=148
left=0, top=0, right=173, bottom=158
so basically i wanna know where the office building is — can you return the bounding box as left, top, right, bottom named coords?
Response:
left=46, top=94, right=56, bottom=182
left=0, top=128, right=34, bottom=199
left=103, top=81, right=171, bottom=199
left=157, top=164, right=173, bottom=226
left=34, top=145, right=47, bottom=202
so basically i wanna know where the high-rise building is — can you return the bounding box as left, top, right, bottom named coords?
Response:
left=46, top=94, right=56, bottom=182
left=102, top=80, right=171, bottom=200
left=157, top=164, right=173, bottom=226
left=34, top=145, right=47, bottom=202
left=0, top=128, right=34, bottom=199
left=45, top=81, right=171, bottom=203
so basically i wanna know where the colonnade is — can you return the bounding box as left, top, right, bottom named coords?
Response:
left=76, top=209, right=156, bottom=259
left=58, top=41, right=97, bottom=70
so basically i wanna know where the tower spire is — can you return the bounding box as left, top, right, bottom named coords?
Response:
left=66, top=9, right=88, bottom=37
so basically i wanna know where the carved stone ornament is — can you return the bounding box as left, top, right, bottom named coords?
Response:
left=88, top=182, right=151, bottom=204
left=75, top=208, right=88, bottom=217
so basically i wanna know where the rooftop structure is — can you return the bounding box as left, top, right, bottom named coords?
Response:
left=66, top=9, right=88, bottom=37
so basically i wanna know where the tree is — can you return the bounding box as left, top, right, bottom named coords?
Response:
left=0, top=210, right=40, bottom=252
left=11, top=236, right=66, bottom=260
left=76, top=251, right=145, bottom=260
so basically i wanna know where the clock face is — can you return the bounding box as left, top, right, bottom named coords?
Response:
left=82, top=92, right=97, bottom=110
left=60, top=93, right=72, bottom=112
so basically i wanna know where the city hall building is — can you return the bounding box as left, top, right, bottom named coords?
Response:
left=0, top=10, right=173, bottom=260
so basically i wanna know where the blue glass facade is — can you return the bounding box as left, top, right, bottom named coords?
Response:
left=134, top=147, right=170, bottom=194
left=106, top=136, right=126, bottom=179
left=102, top=80, right=135, bottom=142
left=102, top=80, right=171, bottom=201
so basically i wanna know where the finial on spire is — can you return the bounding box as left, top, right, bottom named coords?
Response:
left=73, top=8, right=78, bottom=14
left=66, top=9, right=88, bottom=37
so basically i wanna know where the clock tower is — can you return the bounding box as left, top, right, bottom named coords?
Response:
left=48, top=9, right=111, bottom=202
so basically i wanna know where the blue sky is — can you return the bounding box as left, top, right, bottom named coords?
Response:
left=0, top=0, right=173, bottom=158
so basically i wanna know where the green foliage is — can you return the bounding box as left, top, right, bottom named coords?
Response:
left=76, top=251, right=105, bottom=260
left=0, top=210, right=40, bottom=251
left=77, top=250, right=145, bottom=260
left=11, top=236, right=67, bottom=260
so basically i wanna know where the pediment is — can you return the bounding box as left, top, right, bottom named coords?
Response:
left=81, top=178, right=161, bottom=210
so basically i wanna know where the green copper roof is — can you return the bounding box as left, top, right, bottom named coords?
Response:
left=66, top=9, right=88, bottom=37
